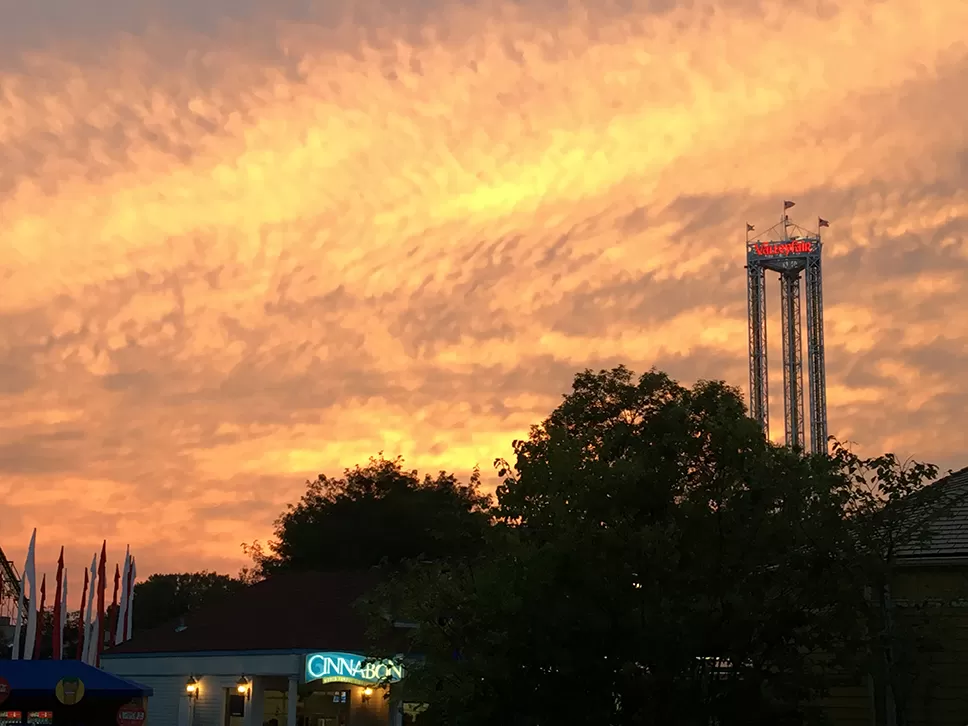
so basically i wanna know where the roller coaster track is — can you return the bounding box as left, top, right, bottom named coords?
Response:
left=0, top=544, right=25, bottom=623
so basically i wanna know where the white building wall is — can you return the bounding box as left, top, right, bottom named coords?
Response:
left=120, top=674, right=184, bottom=726
left=102, top=653, right=303, bottom=726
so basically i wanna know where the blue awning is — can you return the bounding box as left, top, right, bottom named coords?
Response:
left=0, top=660, right=152, bottom=698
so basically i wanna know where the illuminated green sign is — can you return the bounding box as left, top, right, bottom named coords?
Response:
left=304, top=652, right=404, bottom=686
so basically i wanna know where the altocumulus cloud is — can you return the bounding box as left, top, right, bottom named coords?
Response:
left=0, top=0, right=966, bottom=580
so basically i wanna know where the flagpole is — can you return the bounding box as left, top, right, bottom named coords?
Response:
left=33, top=575, right=46, bottom=660
left=59, top=567, right=68, bottom=661
left=76, top=566, right=89, bottom=660
left=82, top=555, right=96, bottom=664
left=95, top=542, right=107, bottom=667
left=23, top=530, right=37, bottom=660
left=109, top=564, right=120, bottom=651
left=53, top=547, right=64, bottom=660
left=124, top=557, right=136, bottom=641
left=115, top=547, right=130, bottom=645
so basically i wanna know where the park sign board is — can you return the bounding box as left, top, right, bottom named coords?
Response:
left=750, top=239, right=816, bottom=256
left=305, top=652, right=405, bottom=686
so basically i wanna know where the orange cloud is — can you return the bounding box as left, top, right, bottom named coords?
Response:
left=0, top=0, right=966, bottom=583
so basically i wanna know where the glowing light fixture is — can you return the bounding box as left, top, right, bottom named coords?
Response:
left=236, top=676, right=250, bottom=698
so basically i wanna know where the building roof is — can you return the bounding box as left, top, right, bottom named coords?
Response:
left=896, top=466, right=968, bottom=560
left=0, top=659, right=153, bottom=696
left=104, top=570, right=382, bottom=656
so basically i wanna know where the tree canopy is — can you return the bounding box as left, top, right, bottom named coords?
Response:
left=132, top=571, right=246, bottom=633
left=246, top=455, right=492, bottom=577
left=364, top=366, right=941, bottom=726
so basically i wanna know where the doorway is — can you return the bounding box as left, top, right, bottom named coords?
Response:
left=299, top=687, right=350, bottom=726
left=224, top=688, right=246, bottom=726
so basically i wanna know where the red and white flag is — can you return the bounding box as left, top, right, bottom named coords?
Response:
left=76, top=564, right=89, bottom=660
left=95, top=541, right=107, bottom=667
left=124, top=557, right=137, bottom=641
left=59, top=566, right=68, bottom=660
left=22, top=529, right=38, bottom=660
left=52, top=548, right=64, bottom=659
left=81, top=554, right=97, bottom=665
left=32, top=575, right=47, bottom=660
left=115, top=546, right=131, bottom=645
left=109, top=563, right=120, bottom=648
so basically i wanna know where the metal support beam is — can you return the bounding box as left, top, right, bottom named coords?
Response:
left=780, top=272, right=805, bottom=450
left=747, top=262, right=769, bottom=439
left=805, top=254, right=828, bottom=454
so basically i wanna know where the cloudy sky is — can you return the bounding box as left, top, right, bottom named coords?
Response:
left=1, top=0, right=966, bottom=584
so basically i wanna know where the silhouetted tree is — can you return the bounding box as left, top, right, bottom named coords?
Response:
left=246, top=456, right=492, bottom=577
left=131, top=572, right=246, bottom=633
left=365, top=366, right=940, bottom=726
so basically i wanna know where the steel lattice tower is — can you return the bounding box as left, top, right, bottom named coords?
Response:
left=746, top=203, right=828, bottom=454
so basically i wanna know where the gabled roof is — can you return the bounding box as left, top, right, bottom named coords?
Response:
left=896, top=466, right=968, bottom=560
left=103, top=570, right=381, bottom=656
left=0, top=659, right=152, bottom=696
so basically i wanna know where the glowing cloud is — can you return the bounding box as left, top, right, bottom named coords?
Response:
left=0, top=0, right=966, bottom=578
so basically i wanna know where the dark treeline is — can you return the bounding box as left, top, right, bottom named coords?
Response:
left=35, top=366, right=949, bottom=725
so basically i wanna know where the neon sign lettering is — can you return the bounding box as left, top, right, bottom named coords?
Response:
left=305, top=652, right=405, bottom=685
left=753, top=240, right=813, bottom=256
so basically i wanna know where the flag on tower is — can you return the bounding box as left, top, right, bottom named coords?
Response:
left=784, top=200, right=796, bottom=209
left=52, top=547, right=64, bottom=659
left=22, top=529, right=37, bottom=660
left=746, top=223, right=754, bottom=232
left=818, top=217, right=829, bottom=228
left=33, top=574, right=46, bottom=659
left=76, top=564, right=89, bottom=660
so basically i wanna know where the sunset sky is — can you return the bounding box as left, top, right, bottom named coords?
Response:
left=1, top=0, right=966, bottom=585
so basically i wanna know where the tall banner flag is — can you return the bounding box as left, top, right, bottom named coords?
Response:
left=85, top=612, right=99, bottom=666
left=32, top=575, right=46, bottom=660
left=95, top=541, right=107, bottom=666
left=76, top=565, right=89, bottom=660
left=124, top=557, right=136, bottom=641
left=59, top=566, right=68, bottom=661
left=52, top=547, right=64, bottom=659
left=115, top=546, right=131, bottom=645
left=81, top=554, right=96, bottom=665
left=22, top=529, right=38, bottom=660
left=109, top=563, right=120, bottom=648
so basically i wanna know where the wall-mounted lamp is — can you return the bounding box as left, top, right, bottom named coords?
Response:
left=236, top=676, right=251, bottom=700
left=185, top=676, right=199, bottom=700
left=362, top=687, right=374, bottom=704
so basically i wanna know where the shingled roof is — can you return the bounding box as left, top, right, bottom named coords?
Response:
left=104, top=570, right=382, bottom=656
left=896, top=466, right=968, bottom=561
